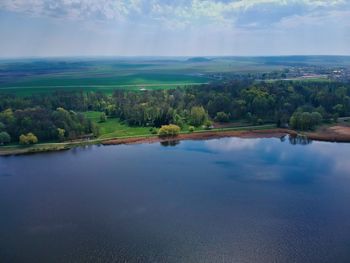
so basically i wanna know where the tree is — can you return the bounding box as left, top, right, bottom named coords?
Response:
left=173, top=113, right=184, bottom=128
left=57, top=128, right=66, bottom=141
left=215, top=112, right=230, bottom=122
left=310, top=112, right=323, bottom=127
left=27, top=133, right=38, bottom=144
left=300, top=112, right=312, bottom=130
left=52, top=107, right=95, bottom=140
left=0, top=122, right=4, bottom=132
left=0, top=108, right=14, bottom=124
left=19, top=134, right=27, bottom=145
left=0, top=131, right=11, bottom=145
left=290, top=111, right=322, bottom=131
left=106, top=104, right=116, bottom=116
left=290, top=112, right=300, bottom=129
left=189, top=106, right=207, bottom=127
left=158, top=124, right=181, bottom=137
left=333, top=104, right=345, bottom=116
left=100, top=112, right=107, bottom=122
left=19, top=133, right=38, bottom=145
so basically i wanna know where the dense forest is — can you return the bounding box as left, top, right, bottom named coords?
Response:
left=0, top=80, right=350, bottom=145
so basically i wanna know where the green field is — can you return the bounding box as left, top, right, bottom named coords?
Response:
left=0, top=83, right=206, bottom=96
left=0, top=57, right=293, bottom=95
left=0, top=58, right=216, bottom=95
left=84, top=111, right=152, bottom=139
left=1, top=56, right=350, bottom=96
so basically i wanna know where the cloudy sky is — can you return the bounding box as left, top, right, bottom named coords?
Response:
left=0, top=0, right=349, bottom=57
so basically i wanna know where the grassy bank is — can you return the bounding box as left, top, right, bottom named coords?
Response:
left=0, top=123, right=278, bottom=156
left=84, top=111, right=151, bottom=139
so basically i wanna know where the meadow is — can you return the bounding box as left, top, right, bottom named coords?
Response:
left=84, top=111, right=152, bottom=139
left=83, top=111, right=277, bottom=143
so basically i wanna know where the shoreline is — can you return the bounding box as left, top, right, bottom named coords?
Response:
left=1, top=126, right=350, bottom=156
left=304, top=132, right=350, bottom=143
left=102, top=128, right=295, bottom=146
left=0, top=128, right=296, bottom=156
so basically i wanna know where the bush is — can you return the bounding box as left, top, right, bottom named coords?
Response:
left=19, top=133, right=38, bottom=145
left=188, top=126, right=195, bottom=133
left=100, top=112, right=107, bottom=122
left=57, top=128, right=66, bottom=141
left=203, top=120, right=213, bottom=130
left=0, top=131, right=11, bottom=145
left=158, top=124, right=181, bottom=137
left=149, top=127, right=158, bottom=134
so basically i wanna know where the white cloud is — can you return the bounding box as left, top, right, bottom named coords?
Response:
left=0, top=0, right=142, bottom=21
left=0, top=0, right=346, bottom=25
left=276, top=9, right=350, bottom=28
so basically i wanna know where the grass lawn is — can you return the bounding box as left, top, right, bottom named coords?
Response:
left=85, top=111, right=276, bottom=140
left=84, top=111, right=152, bottom=139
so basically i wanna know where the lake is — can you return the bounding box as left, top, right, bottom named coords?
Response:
left=1, top=137, right=350, bottom=263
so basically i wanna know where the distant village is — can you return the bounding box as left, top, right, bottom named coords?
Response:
left=205, top=65, right=350, bottom=83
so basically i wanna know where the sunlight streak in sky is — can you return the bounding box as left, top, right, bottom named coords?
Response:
left=0, top=0, right=349, bottom=57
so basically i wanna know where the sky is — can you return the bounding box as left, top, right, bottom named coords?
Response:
left=0, top=0, right=349, bottom=57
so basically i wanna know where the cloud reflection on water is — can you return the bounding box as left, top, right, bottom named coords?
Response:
left=205, top=137, right=261, bottom=152
left=310, top=142, right=350, bottom=176
left=199, top=137, right=336, bottom=184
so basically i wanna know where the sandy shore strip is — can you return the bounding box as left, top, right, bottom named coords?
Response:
left=102, top=129, right=296, bottom=146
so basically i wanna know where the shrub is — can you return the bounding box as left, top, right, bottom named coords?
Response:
left=100, top=112, right=107, bottom=122
left=149, top=127, right=158, bottom=134
left=19, top=133, right=38, bottom=145
left=57, top=128, right=66, bottom=141
left=158, top=124, right=181, bottom=137
left=188, top=126, right=195, bottom=133
left=203, top=120, right=213, bottom=130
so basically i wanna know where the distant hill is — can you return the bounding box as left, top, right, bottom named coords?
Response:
left=186, top=57, right=211, bottom=63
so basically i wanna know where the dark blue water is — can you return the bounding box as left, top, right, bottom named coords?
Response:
left=1, top=137, right=350, bottom=263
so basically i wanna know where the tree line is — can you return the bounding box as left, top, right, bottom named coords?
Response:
left=0, top=79, right=349, bottom=144
left=0, top=106, right=98, bottom=145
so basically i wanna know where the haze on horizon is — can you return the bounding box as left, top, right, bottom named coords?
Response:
left=0, top=0, right=349, bottom=58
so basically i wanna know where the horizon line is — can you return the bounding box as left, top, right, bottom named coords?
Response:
left=1, top=54, right=350, bottom=60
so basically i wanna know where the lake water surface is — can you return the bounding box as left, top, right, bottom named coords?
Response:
left=1, top=137, right=350, bottom=263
